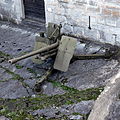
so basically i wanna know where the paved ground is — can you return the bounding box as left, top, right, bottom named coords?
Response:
left=0, top=21, right=120, bottom=120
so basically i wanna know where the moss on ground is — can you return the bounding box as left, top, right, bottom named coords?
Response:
left=15, top=64, right=24, bottom=69
left=0, top=65, right=23, bottom=81
left=0, top=51, right=10, bottom=58
left=0, top=51, right=104, bottom=120
left=0, top=86, right=103, bottom=120
left=0, top=65, right=104, bottom=119
left=27, top=67, right=37, bottom=76
left=0, top=51, right=11, bottom=62
left=0, top=65, right=30, bottom=88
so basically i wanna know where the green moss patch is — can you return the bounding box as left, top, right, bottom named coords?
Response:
left=0, top=51, right=10, bottom=58
left=0, top=86, right=103, bottom=119
left=15, top=64, right=24, bottom=69
left=27, top=67, right=37, bottom=76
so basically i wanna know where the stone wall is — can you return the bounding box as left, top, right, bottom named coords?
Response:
left=0, top=0, right=120, bottom=45
left=0, top=0, right=24, bottom=23
left=45, top=0, right=120, bottom=45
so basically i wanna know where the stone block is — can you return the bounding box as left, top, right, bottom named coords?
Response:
left=73, top=0, right=87, bottom=5
left=84, top=28, right=100, bottom=41
left=87, top=6, right=100, bottom=13
left=89, top=0, right=98, bottom=6
left=58, top=0, right=69, bottom=3
left=111, top=10, right=120, bottom=17
left=105, top=16, right=117, bottom=27
left=73, top=26, right=84, bottom=37
left=0, top=116, right=9, bottom=120
left=0, top=80, right=29, bottom=99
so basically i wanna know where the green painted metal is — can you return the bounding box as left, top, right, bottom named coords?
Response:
left=32, top=36, right=49, bottom=64
left=32, top=23, right=62, bottom=64
left=54, top=36, right=77, bottom=72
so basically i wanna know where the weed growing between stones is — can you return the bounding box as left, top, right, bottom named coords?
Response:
left=0, top=65, right=30, bottom=88
left=27, top=67, right=37, bottom=76
left=0, top=65, right=24, bottom=81
left=48, top=80, right=104, bottom=100
left=15, top=64, right=24, bottom=69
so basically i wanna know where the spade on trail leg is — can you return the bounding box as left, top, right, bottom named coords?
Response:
left=54, top=36, right=77, bottom=72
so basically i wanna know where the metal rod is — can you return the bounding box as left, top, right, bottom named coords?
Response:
left=73, top=54, right=107, bottom=60
left=48, top=25, right=62, bottom=39
left=88, top=16, right=91, bottom=30
left=34, top=67, right=53, bottom=92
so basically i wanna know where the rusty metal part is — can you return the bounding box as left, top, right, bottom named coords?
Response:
left=73, top=54, right=107, bottom=60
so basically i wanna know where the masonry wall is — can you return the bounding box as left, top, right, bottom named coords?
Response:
left=45, top=0, right=120, bottom=45
left=0, top=0, right=24, bottom=23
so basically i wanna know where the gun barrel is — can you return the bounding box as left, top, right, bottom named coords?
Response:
left=8, top=41, right=59, bottom=64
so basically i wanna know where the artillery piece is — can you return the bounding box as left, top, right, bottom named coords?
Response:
left=9, top=22, right=118, bottom=71
left=8, top=23, right=118, bottom=91
left=9, top=23, right=77, bottom=72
